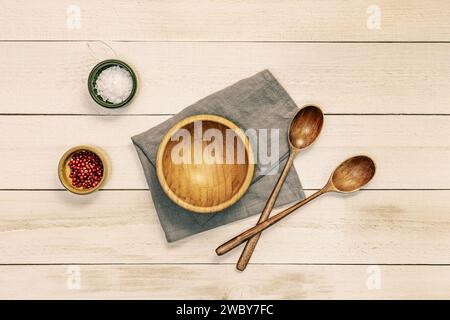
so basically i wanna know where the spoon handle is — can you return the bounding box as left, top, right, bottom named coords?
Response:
left=236, top=151, right=299, bottom=271
left=236, top=151, right=297, bottom=271
left=216, top=189, right=325, bottom=257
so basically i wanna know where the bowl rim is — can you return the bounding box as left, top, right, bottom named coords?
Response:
left=87, top=59, right=138, bottom=109
left=58, top=145, right=110, bottom=195
left=156, top=114, right=254, bottom=213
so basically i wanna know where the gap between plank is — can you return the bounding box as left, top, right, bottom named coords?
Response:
left=0, top=113, right=449, bottom=116
left=1, top=189, right=449, bottom=192
left=0, top=263, right=449, bottom=266
left=2, top=40, right=450, bottom=44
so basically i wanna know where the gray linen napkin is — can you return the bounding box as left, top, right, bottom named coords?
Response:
left=131, top=70, right=305, bottom=242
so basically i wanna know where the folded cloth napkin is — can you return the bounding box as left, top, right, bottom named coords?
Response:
left=131, top=70, right=305, bottom=242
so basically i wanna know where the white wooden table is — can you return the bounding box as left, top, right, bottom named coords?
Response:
left=0, top=0, right=449, bottom=299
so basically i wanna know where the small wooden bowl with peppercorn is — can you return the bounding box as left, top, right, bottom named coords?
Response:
left=58, top=145, right=110, bottom=195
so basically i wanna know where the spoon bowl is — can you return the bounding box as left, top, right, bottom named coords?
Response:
left=216, top=155, right=377, bottom=257
left=235, top=105, right=324, bottom=271
left=289, top=105, right=324, bottom=150
left=330, top=155, right=376, bottom=193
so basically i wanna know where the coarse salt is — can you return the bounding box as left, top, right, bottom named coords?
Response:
left=95, top=66, right=133, bottom=104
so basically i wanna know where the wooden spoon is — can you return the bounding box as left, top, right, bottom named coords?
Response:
left=235, top=105, right=324, bottom=271
left=216, top=155, right=376, bottom=257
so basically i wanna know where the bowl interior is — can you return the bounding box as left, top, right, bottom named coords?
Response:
left=58, top=146, right=109, bottom=195
left=157, top=115, right=254, bottom=213
left=88, top=59, right=137, bottom=109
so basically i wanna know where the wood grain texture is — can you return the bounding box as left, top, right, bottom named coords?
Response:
left=1, top=0, right=449, bottom=300
left=0, top=115, right=447, bottom=190
left=218, top=156, right=377, bottom=257
left=2, top=42, right=450, bottom=114
left=0, top=190, right=449, bottom=264
left=236, top=106, right=323, bottom=270
left=0, top=264, right=449, bottom=299
left=157, top=115, right=254, bottom=213
left=1, top=0, right=450, bottom=41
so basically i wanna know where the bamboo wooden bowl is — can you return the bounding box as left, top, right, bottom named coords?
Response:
left=58, top=145, right=110, bottom=195
left=156, top=115, right=254, bottom=213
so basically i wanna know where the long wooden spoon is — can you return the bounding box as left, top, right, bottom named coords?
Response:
left=235, top=105, right=324, bottom=271
left=216, top=155, right=376, bottom=257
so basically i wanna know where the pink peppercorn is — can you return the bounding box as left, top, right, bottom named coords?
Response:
left=68, top=150, right=103, bottom=189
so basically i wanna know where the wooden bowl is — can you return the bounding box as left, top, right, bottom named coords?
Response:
left=156, top=115, right=254, bottom=213
left=58, top=145, right=110, bottom=195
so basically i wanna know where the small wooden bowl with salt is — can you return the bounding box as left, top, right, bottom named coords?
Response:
left=88, top=59, right=138, bottom=108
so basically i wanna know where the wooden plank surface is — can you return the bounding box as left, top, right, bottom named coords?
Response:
left=0, top=264, right=449, bottom=299
left=0, top=190, right=448, bottom=264
left=1, top=0, right=449, bottom=300
left=1, top=42, right=450, bottom=115
left=0, top=115, right=448, bottom=190
left=1, top=0, right=450, bottom=41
